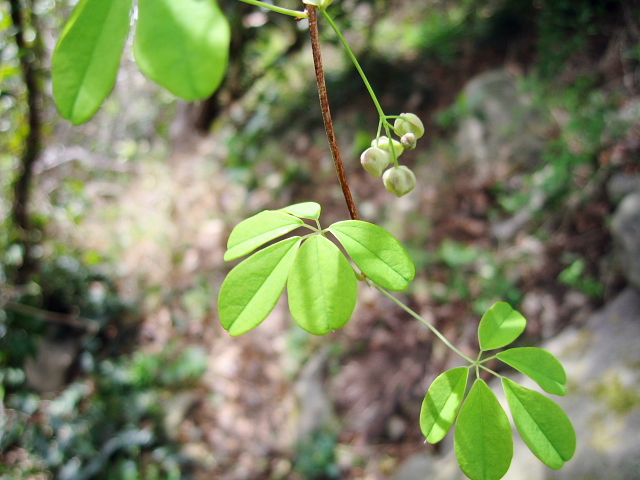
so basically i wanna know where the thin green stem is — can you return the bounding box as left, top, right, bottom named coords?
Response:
left=301, top=223, right=320, bottom=233
left=321, top=10, right=385, bottom=120
left=478, top=364, right=502, bottom=378
left=479, top=353, right=498, bottom=364
left=237, top=0, right=308, bottom=18
left=475, top=351, right=482, bottom=378
left=375, top=286, right=475, bottom=364
left=321, top=11, right=402, bottom=165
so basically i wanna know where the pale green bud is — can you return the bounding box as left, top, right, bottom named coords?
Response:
left=360, top=147, right=391, bottom=178
left=401, top=132, right=417, bottom=150
left=394, top=113, right=424, bottom=139
left=371, top=136, right=404, bottom=157
left=383, top=166, right=416, bottom=197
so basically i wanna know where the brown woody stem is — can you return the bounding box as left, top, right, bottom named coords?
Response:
left=307, top=5, right=359, bottom=220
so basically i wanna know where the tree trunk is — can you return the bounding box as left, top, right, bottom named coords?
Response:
left=9, top=0, right=43, bottom=285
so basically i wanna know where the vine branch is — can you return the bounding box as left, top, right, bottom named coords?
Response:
left=307, top=5, right=359, bottom=220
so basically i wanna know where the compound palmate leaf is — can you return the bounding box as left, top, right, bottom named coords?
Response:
left=52, top=0, right=133, bottom=125
left=224, top=211, right=304, bottom=261
left=329, top=220, right=415, bottom=291
left=135, top=0, right=230, bottom=101
left=497, top=347, right=567, bottom=396
left=502, top=378, right=576, bottom=470
left=455, top=379, right=513, bottom=480
left=287, top=235, right=357, bottom=335
left=421, top=367, right=469, bottom=444
left=219, top=237, right=301, bottom=336
left=478, top=302, right=526, bottom=351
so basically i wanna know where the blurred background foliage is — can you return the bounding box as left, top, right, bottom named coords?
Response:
left=1, top=0, right=639, bottom=478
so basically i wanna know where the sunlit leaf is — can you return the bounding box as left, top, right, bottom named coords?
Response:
left=454, top=379, right=513, bottom=480
left=219, top=237, right=301, bottom=336
left=280, top=202, right=322, bottom=220
left=502, top=378, right=576, bottom=470
left=134, top=0, right=230, bottom=100
left=287, top=236, right=357, bottom=335
left=224, top=211, right=304, bottom=261
left=329, top=220, right=415, bottom=291
left=420, top=367, right=469, bottom=444
left=52, top=0, right=133, bottom=124
left=478, top=302, right=526, bottom=351
left=497, top=347, right=566, bottom=396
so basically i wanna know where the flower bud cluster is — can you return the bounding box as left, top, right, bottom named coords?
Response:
left=359, top=113, right=424, bottom=197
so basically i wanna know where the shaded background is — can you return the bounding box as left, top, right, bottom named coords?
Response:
left=1, top=0, right=640, bottom=479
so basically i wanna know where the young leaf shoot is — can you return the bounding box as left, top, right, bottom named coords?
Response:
left=497, top=347, right=567, bottom=396
left=52, top=0, right=133, bottom=124
left=421, top=367, right=469, bottom=444
left=279, top=202, right=322, bottom=220
left=502, top=378, right=576, bottom=469
left=287, top=235, right=358, bottom=334
left=219, top=237, right=301, bottom=336
left=329, top=220, right=415, bottom=291
left=454, top=379, right=513, bottom=480
left=224, top=211, right=305, bottom=261
left=478, top=302, right=527, bottom=351
left=134, top=0, right=230, bottom=100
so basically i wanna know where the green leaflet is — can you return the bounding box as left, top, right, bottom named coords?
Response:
left=329, top=220, right=415, bottom=291
left=420, top=367, right=469, bottom=444
left=224, top=211, right=304, bottom=261
left=219, top=237, right=301, bottom=336
left=478, top=302, right=526, bottom=351
left=134, top=0, right=230, bottom=101
left=497, top=347, right=567, bottom=396
left=502, top=378, right=576, bottom=470
left=454, top=380, right=513, bottom=480
left=279, top=202, right=322, bottom=220
left=52, top=0, right=133, bottom=125
left=287, top=236, right=357, bottom=335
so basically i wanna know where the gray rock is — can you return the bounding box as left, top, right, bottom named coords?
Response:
left=607, top=173, right=640, bottom=205
left=455, top=70, right=547, bottom=182
left=392, top=453, right=434, bottom=480
left=395, top=287, right=640, bottom=480
left=611, top=192, right=640, bottom=290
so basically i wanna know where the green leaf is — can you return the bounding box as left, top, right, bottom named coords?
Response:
left=420, top=367, right=469, bottom=444
left=134, top=0, right=230, bottom=100
left=219, top=237, right=301, bottom=336
left=329, top=220, right=415, bottom=291
left=478, top=302, right=526, bottom=351
left=454, top=379, right=513, bottom=480
left=280, top=202, right=322, bottom=220
left=287, top=236, right=357, bottom=335
left=497, top=347, right=567, bottom=396
left=502, top=378, right=576, bottom=470
left=52, top=0, right=133, bottom=124
left=224, top=211, right=304, bottom=261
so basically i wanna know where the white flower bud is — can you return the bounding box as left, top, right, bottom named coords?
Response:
left=371, top=136, right=404, bottom=157
left=383, top=166, right=416, bottom=197
left=394, top=113, right=425, bottom=139
left=360, top=147, right=391, bottom=178
left=401, top=132, right=417, bottom=150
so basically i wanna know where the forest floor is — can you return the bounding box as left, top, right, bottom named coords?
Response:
left=60, top=90, right=621, bottom=480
